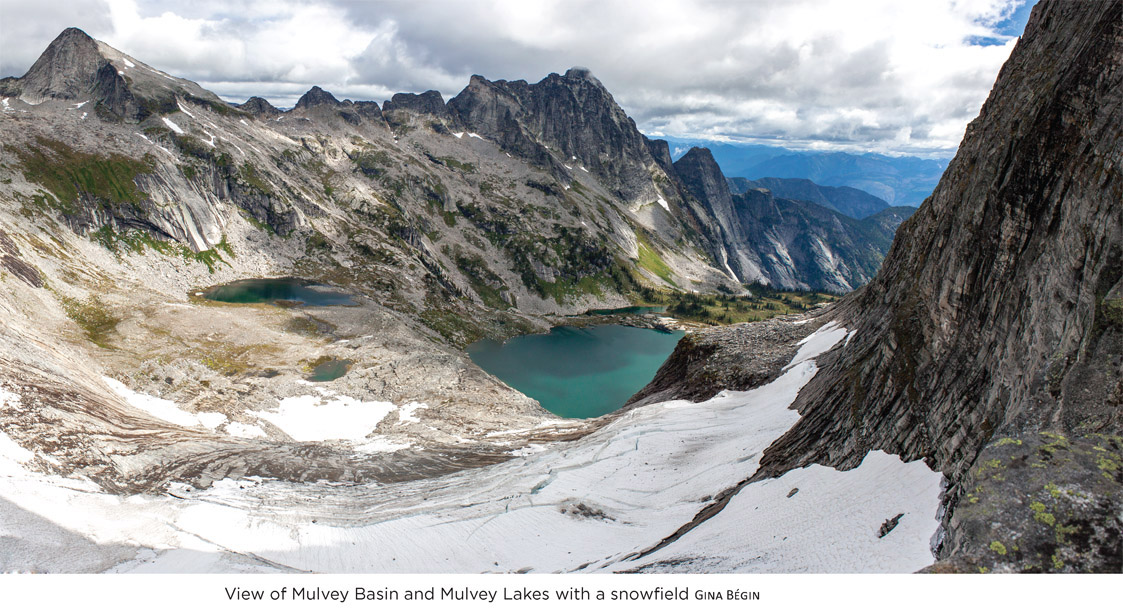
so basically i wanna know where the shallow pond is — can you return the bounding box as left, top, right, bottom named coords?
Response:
left=200, top=278, right=355, bottom=307
left=307, top=358, right=352, bottom=382
left=466, top=324, right=683, bottom=418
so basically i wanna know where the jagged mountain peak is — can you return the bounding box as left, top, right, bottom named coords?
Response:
left=448, top=67, right=660, bottom=202
left=562, top=66, right=603, bottom=87
left=17, top=27, right=108, bottom=104
left=295, top=85, right=341, bottom=109
left=676, top=146, right=720, bottom=166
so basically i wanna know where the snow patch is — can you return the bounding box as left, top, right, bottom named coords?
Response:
left=176, top=102, right=195, bottom=118
left=224, top=422, right=266, bottom=439
left=785, top=321, right=847, bottom=370
left=123, top=58, right=135, bottom=68
left=0, top=431, right=33, bottom=464
left=102, top=377, right=212, bottom=428
left=196, top=412, right=227, bottom=430
left=639, top=450, right=943, bottom=572
left=397, top=402, right=428, bottom=424
left=657, top=197, right=669, bottom=212
left=353, top=438, right=413, bottom=453
left=467, top=132, right=482, bottom=139
left=452, top=132, right=464, bottom=138
left=252, top=395, right=396, bottom=442
left=162, top=117, right=184, bottom=135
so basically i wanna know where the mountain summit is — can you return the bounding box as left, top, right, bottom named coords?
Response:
left=1, top=26, right=222, bottom=121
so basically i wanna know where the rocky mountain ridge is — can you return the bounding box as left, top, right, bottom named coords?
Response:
left=1, top=28, right=902, bottom=301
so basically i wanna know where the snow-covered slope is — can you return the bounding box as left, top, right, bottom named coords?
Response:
left=0, top=322, right=943, bottom=573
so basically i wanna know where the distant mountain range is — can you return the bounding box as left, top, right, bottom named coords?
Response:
left=728, top=176, right=902, bottom=220
left=663, top=137, right=949, bottom=207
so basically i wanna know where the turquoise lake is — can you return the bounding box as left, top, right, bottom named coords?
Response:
left=467, top=324, right=684, bottom=418
left=201, top=278, right=355, bottom=306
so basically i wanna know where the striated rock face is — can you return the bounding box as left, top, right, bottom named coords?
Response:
left=749, top=0, right=1121, bottom=571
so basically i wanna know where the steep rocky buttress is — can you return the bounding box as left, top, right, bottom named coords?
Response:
left=747, top=0, right=1122, bottom=572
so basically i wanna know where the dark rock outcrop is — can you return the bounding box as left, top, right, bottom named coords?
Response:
left=294, top=86, right=341, bottom=109
left=627, top=314, right=823, bottom=408
left=0, top=229, right=43, bottom=288
left=238, top=96, right=281, bottom=117
left=749, top=0, right=1121, bottom=571
left=383, top=90, right=451, bottom=120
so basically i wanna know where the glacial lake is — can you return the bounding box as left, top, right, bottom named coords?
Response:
left=200, top=278, right=355, bottom=306
left=467, top=324, right=684, bottom=418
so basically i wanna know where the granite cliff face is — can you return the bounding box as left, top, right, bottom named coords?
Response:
left=745, top=0, right=1121, bottom=571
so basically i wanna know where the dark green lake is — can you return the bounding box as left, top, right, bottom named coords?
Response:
left=466, top=324, right=684, bottom=418
left=201, top=278, right=354, bottom=306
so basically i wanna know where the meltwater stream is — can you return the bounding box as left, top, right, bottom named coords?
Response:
left=467, top=324, right=683, bottom=418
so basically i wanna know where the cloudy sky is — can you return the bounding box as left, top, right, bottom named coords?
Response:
left=1, top=0, right=1035, bottom=157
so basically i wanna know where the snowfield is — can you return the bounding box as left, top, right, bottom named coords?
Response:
left=0, top=322, right=944, bottom=573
